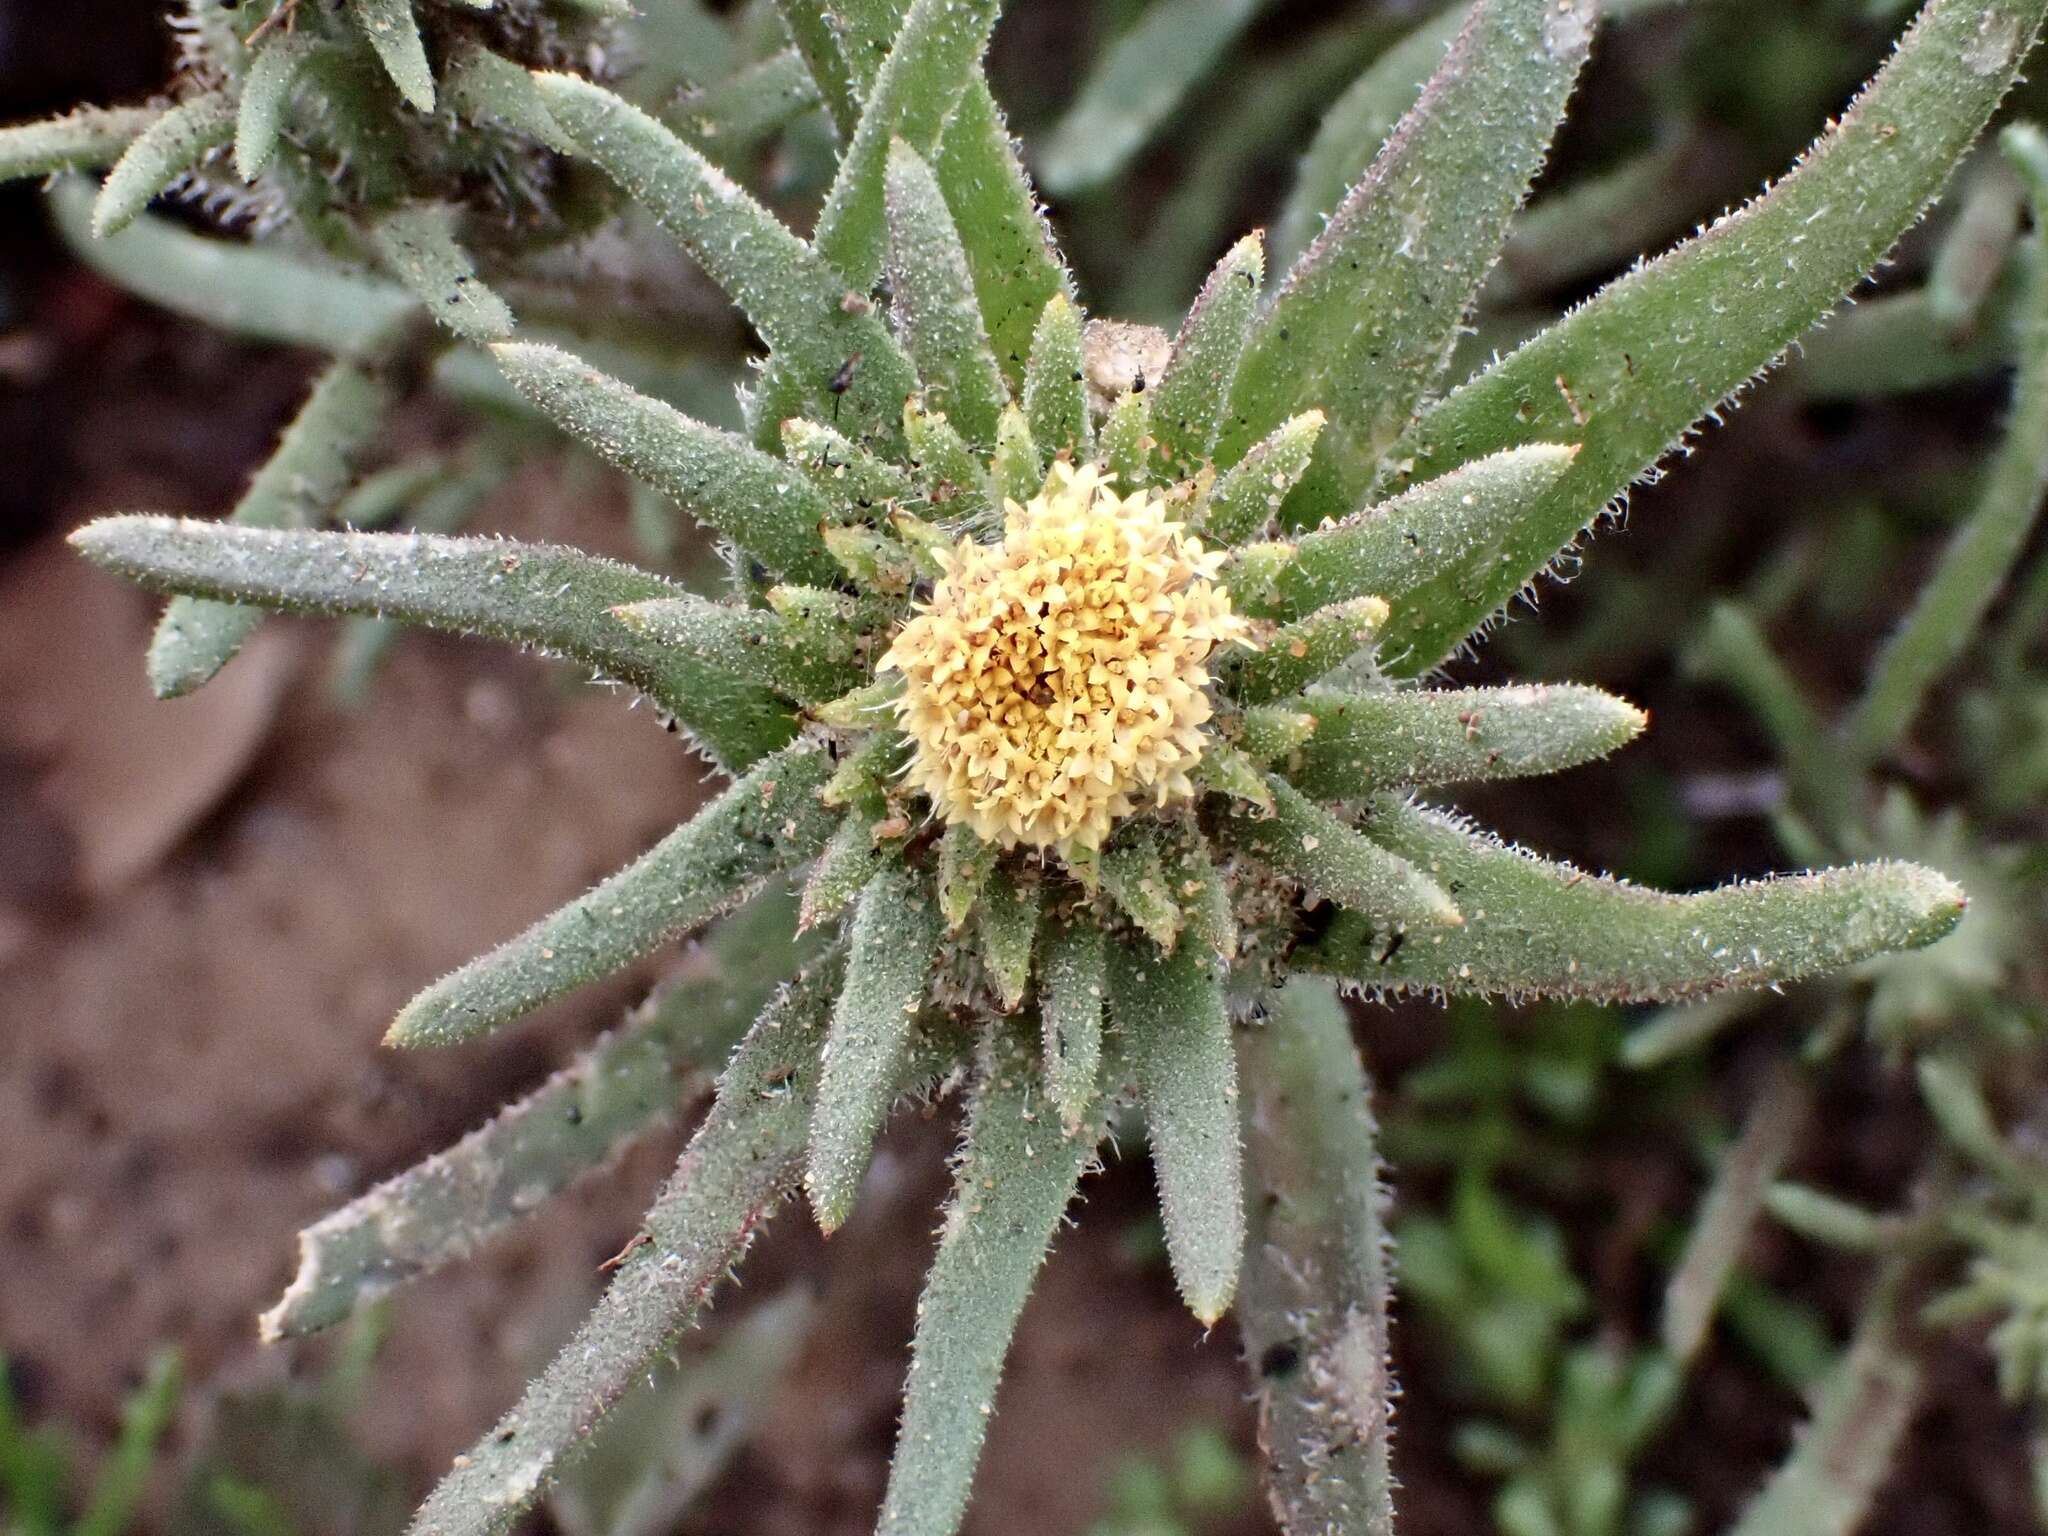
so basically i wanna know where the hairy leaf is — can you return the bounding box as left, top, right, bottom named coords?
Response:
left=977, top=865, right=1040, bottom=1012
left=349, top=0, right=437, bottom=111
left=0, top=105, right=161, bottom=181
left=1221, top=774, right=1462, bottom=930
left=372, top=203, right=514, bottom=344
left=92, top=90, right=234, bottom=237
left=1152, top=232, right=1264, bottom=478
left=885, top=140, right=1007, bottom=447
left=1217, top=595, right=1386, bottom=705
left=1202, top=410, right=1325, bottom=546
left=1023, top=293, right=1090, bottom=460
left=236, top=35, right=320, bottom=179
left=1039, top=913, right=1105, bottom=1133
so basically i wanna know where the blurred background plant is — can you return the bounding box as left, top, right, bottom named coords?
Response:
left=4, top=0, right=2048, bottom=1534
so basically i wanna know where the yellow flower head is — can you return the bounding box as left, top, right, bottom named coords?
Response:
left=882, top=462, right=1250, bottom=859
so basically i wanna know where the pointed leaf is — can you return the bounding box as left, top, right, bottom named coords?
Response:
left=1109, top=934, right=1243, bottom=1324
left=977, top=865, right=1040, bottom=1011
left=806, top=863, right=943, bottom=1231
left=885, top=140, right=1008, bottom=446
left=145, top=358, right=398, bottom=698
left=990, top=403, right=1043, bottom=502
left=774, top=0, right=862, bottom=141
left=1239, top=977, right=1397, bottom=1536
left=903, top=400, right=994, bottom=522
left=1101, top=826, right=1184, bottom=952
left=616, top=587, right=868, bottom=705
left=1152, top=233, right=1265, bottom=479
left=1201, top=410, right=1325, bottom=545
left=1279, top=683, right=1647, bottom=796
left=1220, top=773, right=1461, bottom=931
left=92, top=90, right=235, bottom=237
left=261, top=890, right=806, bottom=1339
left=1384, top=0, right=2048, bottom=673
left=444, top=42, right=574, bottom=152
left=493, top=341, right=838, bottom=583
left=673, top=49, right=822, bottom=154
left=390, top=744, right=837, bottom=1047
left=0, top=105, right=161, bottom=181
left=73, top=518, right=799, bottom=766
left=937, top=822, right=998, bottom=929
left=800, top=816, right=886, bottom=931
left=349, top=0, right=437, bottom=111
left=370, top=203, right=513, bottom=344
left=1098, top=390, right=1150, bottom=486
left=1034, top=0, right=1267, bottom=197
left=1296, top=797, right=1969, bottom=1003
left=1219, top=0, right=1597, bottom=517
left=1023, top=293, right=1090, bottom=460
left=875, top=1018, right=1098, bottom=1536
left=529, top=73, right=917, bottom=442
left=782, top=417, right=920, bottom=518
left=811, top=0, right=1002, bottom=290
left=1039, top=913, right=1105, bottom=1133
left=934, top=83, right=1075, bottom=389
left=1217, top=595, right=1387, bottom=704
left=237, top=35, right=320, bottom=179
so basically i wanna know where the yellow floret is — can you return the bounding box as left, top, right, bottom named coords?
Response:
left=881, top=462, right=1250, bottom=859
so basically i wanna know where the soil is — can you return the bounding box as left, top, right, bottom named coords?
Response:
left=2, top=6, right=2040, bottom=1536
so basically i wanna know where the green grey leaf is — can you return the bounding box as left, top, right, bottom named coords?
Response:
left=672, top=50, right=822, bottom=155
left=1298, top=797, right=1969, bottom=1003
left=0, top=105, right=161, bottom=182
left=1219, top=0, right=1596, bottom=519
left=806, top=862, right=943, bottom=1231
left=444, top=42, right=574, bottom=152
left=1101, top=826, right=1185, bottom=952
left=73, top=517, right=799, bottom=767
left=1098, top=389, right=1150, bottom=486
left=372, top=203, right=514, bottom=344
left=1385, top=0, right=2048, bottom=673
left=1202, top=410, right=1327, bottom=546
left=92, top=90, right=235, bottom=237
left=774, top=0, right=862, bottom=141
left=1023, top=293, right=1090, bottom=461
left=1278, top=683, right=1647, bottom=797
left=1239, top=977, right=1397, bottom=1536
left=1221, top=774, right=1461, bottom=931
left=885, top=139, right=1008, bottom=447
left=530, top=72, right=918, bottom=443
left=1039, top=913, right=1105, bottom=1133
left=493, top=341, right=839, bottom=583
left=977, top=865, right=1040, bottom=1012
left=1216, top=595, right=1386, bottom=704
left=876, top=1018, right=1099, bottom=1536
left=348, top=0, right=437, bottom=111
left=1109, top=933, right=1243, bottom=1324
left=1152, top=232, right=1265, bottom=480
left=236, top=35, right=320, bottom=180
left=609, top=593, right=868, bottom=706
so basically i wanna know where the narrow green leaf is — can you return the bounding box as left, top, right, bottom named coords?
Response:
left=529, top=73, right=917, bottom=442
left=811, top=0, right=1002, bottom=290
left=1221, top=773, right=1462, bottom=931
left=1219, top=0, right=1596, bottom=518
left=903, top=400, right=994, bottom=523
left=0, top=105, right=161, bottom=182
left=1385, top=0, right=2048, bottom=672
left=75, top=1350, right=181, bottom=1536
left=92, top=90, right=234, bottom=237
left=237, top=35, right=320, bottom=179
left=610, top=594, right=867, bottom=705
left=1166, top=826, right=1237, bottom=962
left=1764, top=1183, right=1891, bottom=1253
left=976, top=866, right=1040, bottom=1012
left=1726, top=1279, right=1921, bottom=1536
left=1215, top=595, right=1387, bottom=705
left=1851, top=133, right=2048, bottom=758
left=1663, top=1064, right=1811, bottom=1365
left=1296, top=798, right=1969, bottom=1003
left=73, top=518, right=799, bottom=766
left=1024, top=293, right=1090, bottom=460
left=806, top=863, right=943, bottom=1231
left=1194, top=739, right=1276, bottom=812
left=1101, top=826, right=1185, bottom=952
left=493, top=341, right=838, bottom=583
left=1098, top=390, right=1150, bottom=486
left=1917, top=1055, right=2021, bottom=1177
left=933, top=83, right=1075, bottom=389
left=885, top=139, right=1007, bottom=447
left=146, top=358, right=398, bottom=699
left=937, top=823, right=998, bottom=929
left=348, top=0, right=436, bottom=110
left=403, top=959, right=952, bottom=1536
left=774, top=0, right=862, bottom=141
left=1039, top=913, right=1105, bottom=1132
left=803, top=817, right=885, bottom=932
left=444, top=43, right=574, bottom=152
left=1238, top=977, right=1397, bottom=1536
left=1034, top=0, right=1266, bottom=196
left=1272, top=7, right=1467, bottom=270
left=673, top=49, right=822, bottom=155
left=1234, top=701, right=1317, bottom=762
left=990, top=403, right=1043, bottom=503
left=1229, top=445, right=1581, bottom=671
left=371, top=203, right=513, bottom=343
left=387, top=744, right=839, bottom=1047
left=782, top=417, right=919, bottom=519
left=875, top=1018, right=1098, bottom=1536
left=1108, top=934, right=1243, bottom=1324
left=1278, top=683, right=1648, bottom=797
left=48, top=179, right=417, bottom=356
left=1151, top=232, right=1264, bottom=479
left=261, top=890, right=805, bottom=1339
left=1201, top=410, right=1327, bottom=545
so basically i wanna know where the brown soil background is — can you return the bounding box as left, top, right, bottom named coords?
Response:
left=1, top=5, right=2038, bottom=1535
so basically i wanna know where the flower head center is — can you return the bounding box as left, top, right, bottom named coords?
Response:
left=882, top=463, right=1247, bottom=858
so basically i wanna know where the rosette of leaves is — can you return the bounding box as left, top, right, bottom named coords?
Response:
left=49, top=0, right=2042, bottom=1532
